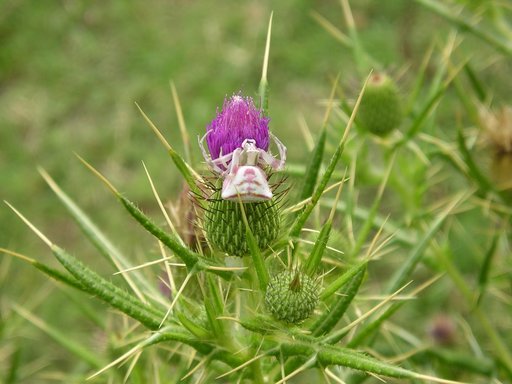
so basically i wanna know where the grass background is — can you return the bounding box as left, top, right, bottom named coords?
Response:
left=1, top=0, right=511, bottom=382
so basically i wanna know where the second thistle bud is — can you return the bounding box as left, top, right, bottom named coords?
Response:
left=265, top=270, right=319, bottom=324
left=357, top=73, right=403, bottom=137
left=203, top=194, right=280, bottom=257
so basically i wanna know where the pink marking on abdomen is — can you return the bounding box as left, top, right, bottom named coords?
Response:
left=243, top=168, right=256, bottom=181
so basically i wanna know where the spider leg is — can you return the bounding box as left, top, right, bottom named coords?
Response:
left=257, top=133, right=287, bottom=171
left=271, top=132, right=287, bottom=170
left=198, top=132, right=225, bottom=174
left=228, top=147, right=243, bottom=173
left=218, top=148, right=230, bottom=170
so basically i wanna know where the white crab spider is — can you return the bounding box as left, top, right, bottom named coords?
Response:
left=199, top=133, right=287, bottom=202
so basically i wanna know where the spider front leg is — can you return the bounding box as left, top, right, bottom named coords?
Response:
left=198, top=132, right=227, bottom=174
left=257, top=133, right=287, bottom=171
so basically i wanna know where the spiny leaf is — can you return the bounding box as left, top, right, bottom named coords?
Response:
left=456, top=126, right=496, bottom=197
left=135, top=103, right=205, bottom=205
left=303, top=177, right=344, bottom=276
left=349, top=153, right=395, bottom=258
left=415, top=0, right=512, bottom=57
left=51, top=245, right=167, bottom=329
left=258, top=12, right=273, bottom=114
left=303, top=218, right=332, bottom=276
left=177, top=311, right=210, bottom=339
left=385, top=192, right=464, bottom=293
left=310, top=263, right=366, bottom=336
left=206, top=274, right=224, bottom=315
left=118, top=196, right=199, bottom=269
left=5, top=203, right=168, bottom=329
left=476, top=235, right=499, bottom=306
left=422, top=348, right=495, bottom=376
left=40, top=169, right=158, bottom=302
left=204, top=296, right=224, bottom=340
left=290, top=71, right=371, bottom=239
left=299, top=127, right=326, bottom=201
left=76, top=155, right=232, bottom=279
left=0, top=248, right=84, bottom=292
left=119, top=194, right=232, bottom=279
left=321, top=260, right=368, bottom=300
left=276, top=341, right=458, bottom=382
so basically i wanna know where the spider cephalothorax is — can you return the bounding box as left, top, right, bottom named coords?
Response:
left=199, top=93, right=286, bottom=202
left=199, top=135, right=286, bottom=202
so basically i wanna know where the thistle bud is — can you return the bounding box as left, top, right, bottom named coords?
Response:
left=357, top=73, right=403, bottom=136
left=265, top=270, right=319, bottom=323
left=203, top=193, right=280, bottom=257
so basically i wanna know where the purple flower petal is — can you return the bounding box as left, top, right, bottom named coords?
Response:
left=206, top=94, right=269, bottom=159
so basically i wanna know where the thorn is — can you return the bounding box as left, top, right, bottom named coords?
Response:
left=74, top=153, right=119, bottom=196
left=4, top=201, right=53, bottom=248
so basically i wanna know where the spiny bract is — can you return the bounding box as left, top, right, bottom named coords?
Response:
left=203, top=193, right=280, bottom=256
left=265, top=270, right=319, bottom=323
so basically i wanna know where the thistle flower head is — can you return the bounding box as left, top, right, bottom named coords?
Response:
left=206, top=93, right=270, bottom=159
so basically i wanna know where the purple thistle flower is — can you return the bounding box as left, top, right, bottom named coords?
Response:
left=206, top=94, right=270, bottom=159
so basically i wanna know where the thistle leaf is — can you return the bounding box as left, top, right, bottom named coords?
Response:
left=177, top=311, right=210, bottom=339
left=299, top=127, right=326, bottom=201
left=258, top=12, right=273, bottom=114
left=310, top=263, right=366, bottom=336
left=51, top=245, right=167, bottom=329
left=290, top=71, right=370, bottom=239
left=321, top=260, right=368, bottom=301
left=303, top=218, right=332, bottom=276
left=0, top=248, right=84, bottom=292
left=39, top=169, right=160, bottom=301
left=386, top=192, right=464, bottom=293
left=476, top=235, right=499, bottom=306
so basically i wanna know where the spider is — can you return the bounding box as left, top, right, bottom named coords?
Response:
left=198, top=133, right=287, bottom=202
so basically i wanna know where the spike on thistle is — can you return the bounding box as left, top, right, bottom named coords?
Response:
left=289, top=271, right=302, bottom=293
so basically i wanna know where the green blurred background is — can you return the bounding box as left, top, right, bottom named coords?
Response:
left=1, top=0, right=511, bottom=381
